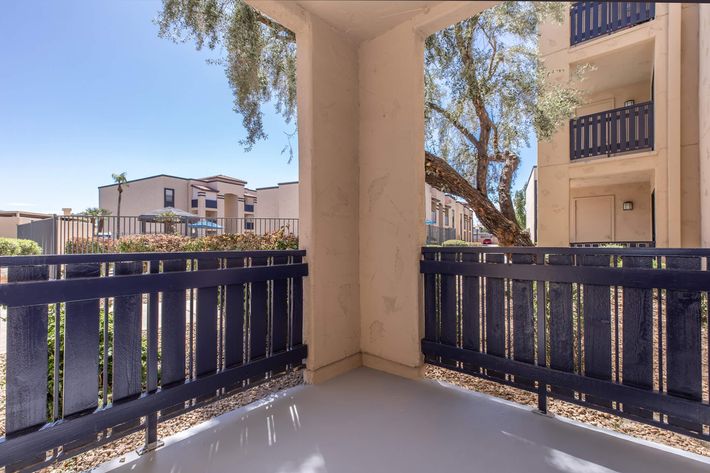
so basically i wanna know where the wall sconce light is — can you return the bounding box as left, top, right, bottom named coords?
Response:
left=623, top=201, right=634, bottom=211
left=624, top=99, right=635, bottom=107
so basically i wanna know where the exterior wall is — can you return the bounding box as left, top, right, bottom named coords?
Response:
left=537, top=3, right=700, bottom=247
left=0, top=213, right=53, bottom=238
left=99, top=175, right=191, bottom=216
left=570, top=182, right=652, bottom=243
left=255, top=182, right=299, bottom=219
left=524, top=167, right=537, bottom=242
left=701, top=5, right=710, bottom=246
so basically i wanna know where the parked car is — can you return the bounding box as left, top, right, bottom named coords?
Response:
left=482, top=238, right=492, bottom=245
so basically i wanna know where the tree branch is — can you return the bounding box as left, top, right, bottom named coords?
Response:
left=425, top=151, right=532, bottom=246
left=426, top=101, right=481, bottom=149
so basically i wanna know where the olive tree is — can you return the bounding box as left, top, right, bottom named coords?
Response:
left=157, top=0, right=581, bottom=246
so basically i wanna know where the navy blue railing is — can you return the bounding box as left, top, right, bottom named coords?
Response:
left=422, top=246, right=710, bottom=441
left=0, top=250, right=307, bottom=471
left=571, top=2, right=655, bottom=46
left=570, top=101, right=653, bottom=160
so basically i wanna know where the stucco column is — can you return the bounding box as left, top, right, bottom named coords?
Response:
left=700, top=5, right=710, bottom=246
left=358, top=21, right=426, bottom=378
left=666, top=3, right=683, bottom=247
left=216, top=194, right=225, bottom=219
left=292, top=9, right=361, bottom=382
left=197, top=192, right=206, bottom=218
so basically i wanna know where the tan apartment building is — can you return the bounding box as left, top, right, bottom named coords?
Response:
left=254, top=180, right=476, bottom=242
left=98, top=174, right=257, bottom=224
left=0, top=210, right=53, bottom=238
left=534, top=2, right=708, bottom=247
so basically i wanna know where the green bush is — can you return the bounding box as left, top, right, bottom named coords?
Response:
left=65, top=238, right=116, bottom=254
left=64, top=227, right=299, bottom=254
left=442, top=239, right=469, bottom=247
left=116, top=234, right=190, bottom=253
left=0, top=237, right=42, bottom=255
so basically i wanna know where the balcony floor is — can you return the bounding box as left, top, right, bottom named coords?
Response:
left=99, top=368, right=710, bottom=473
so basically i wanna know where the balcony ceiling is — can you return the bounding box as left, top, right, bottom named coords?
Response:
left=572, top=40, right=654, bottom=95
left=99, top=368, right=709, bottom=473
left=296, top=1, right=440, bottom=42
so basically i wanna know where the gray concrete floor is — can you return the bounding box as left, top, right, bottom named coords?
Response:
left=98, top=368, right=710, bottom=473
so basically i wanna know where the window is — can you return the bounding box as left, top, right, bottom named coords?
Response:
left=444, top=208, right=449, bottom=226
left=164, top=188, right=175, bottom=208
left=431, top=200, right=437, bottom=223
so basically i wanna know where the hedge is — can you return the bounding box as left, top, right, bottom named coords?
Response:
left=64, top=227, right=298, bottom=254
left=0, top=237, right=42, bottom=256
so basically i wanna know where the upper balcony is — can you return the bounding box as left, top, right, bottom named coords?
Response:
left=570, top=101, right=653, bottom=161
left=570, top=2, right=655, bottom=47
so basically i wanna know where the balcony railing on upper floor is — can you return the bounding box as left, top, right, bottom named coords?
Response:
left=191, top=199, right=218, bottom=209
left=570, top=2, right=655, bottom=46
left=570, top=101, right=654, bottom=161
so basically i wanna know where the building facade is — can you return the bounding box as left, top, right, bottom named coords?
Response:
left=98, top=174, right=257, bottom=223
left=0, top=210, right=53, bottom=238
left=535, top=2, right=706, bottom=247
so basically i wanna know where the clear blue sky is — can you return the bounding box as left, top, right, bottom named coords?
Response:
left=0, top=1, right=534, bottom=215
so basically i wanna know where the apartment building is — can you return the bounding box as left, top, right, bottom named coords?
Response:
left=425, top=183, right=477, bottom=242
left=98, top=174, right=257, bottom=223
left=0, top=210, right=53, bottom=238
left=534, top=2, right=708, bottom=247
left=254, top=181, right=299, bottom=219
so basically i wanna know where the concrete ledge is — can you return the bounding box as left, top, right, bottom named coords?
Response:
left=304, top=352, right=362, bottom=384
left=362, top=353, right=422, bottom=380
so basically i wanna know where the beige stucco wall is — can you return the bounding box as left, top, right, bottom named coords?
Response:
left=255, top=182, right=299, bottom=219
left=524, top=167, right=537, bottom=242
left=570, top=181, right=652, bottom=243
left=0, top=217, right=20, bottom=238
left=99, top=176, right=192, bottom=215
left=247, top=0, right=494, bottom=383
left=537, top=3, right=701, bottom=248
left=701, top=5, right=710, bottom=246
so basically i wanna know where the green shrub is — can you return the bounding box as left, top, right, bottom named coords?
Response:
left=442, top=239, right=469, bottom=247
left=0, top=237, right=42, bottom=255
left=64, top=227, right=299, bottom=254
left=65, top=238, right=116, bottom=254
left=116, top=234, right=190, bottom=253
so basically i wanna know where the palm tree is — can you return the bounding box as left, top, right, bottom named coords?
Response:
left=112, top=172, right=128, bottom=238
left=82, top=207, right=112, bottom=235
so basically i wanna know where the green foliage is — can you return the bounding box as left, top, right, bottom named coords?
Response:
left=0, top=237, right=42, bottom=255
left=442, top=239, right=469, bottom=247
left=112, top=172, right=128, bottom=187
left=514, top=189, right=526, bottom=228
left=64, top=228, right=298, bottom=254
left=82, top=207, right=112, bottom=217
left=47, top=303, right=148, bottom=416
left=65, top=238, right=116, bottom=254
left=157, top=0, right=296, bottom=152
left=116, top=234, right=191, bottom=253
left=425, top=1, right=582, bottom=213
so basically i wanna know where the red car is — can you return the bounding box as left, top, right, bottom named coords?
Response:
left=482, top=238, right=492, bottom=245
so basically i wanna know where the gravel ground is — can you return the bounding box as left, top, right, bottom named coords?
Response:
left=424, top=364, right=710, bottom=457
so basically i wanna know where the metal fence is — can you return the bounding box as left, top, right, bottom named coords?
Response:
left=570, top=1, right=655, bottom=46
left=571, top=241, right=655, bottom=248
left=18, top=215, right=299, bottom=255
left=422, top=246, right=710, bottom=441
left=0, top=250, right=307, bottom=471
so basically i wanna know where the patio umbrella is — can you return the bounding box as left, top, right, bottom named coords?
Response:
left=188, top=219, right=223, bottom=229
left=138, top=207, right=198, bottom=222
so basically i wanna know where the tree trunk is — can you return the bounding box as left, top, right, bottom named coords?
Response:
left=117, top=190, right=122, bottom=239
left=425, top=152, right=533, bottom=246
